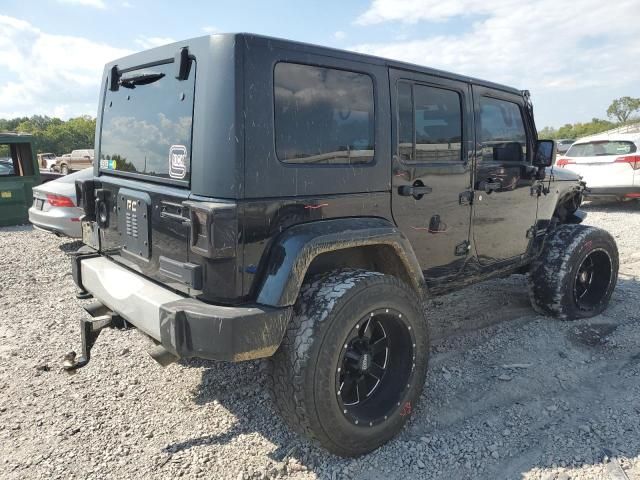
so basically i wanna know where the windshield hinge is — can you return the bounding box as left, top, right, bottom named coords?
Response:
left=108, top=65, right=120, bottom=92
left=175, top=47, right=192, bottom=81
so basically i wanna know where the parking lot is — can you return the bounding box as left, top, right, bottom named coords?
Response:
left=1, top=201, right=639, bottom=480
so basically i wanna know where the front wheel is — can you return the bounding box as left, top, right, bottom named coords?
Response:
left=267, top=270, right=429, bottom=457
left=528, top=225, right=618, bottom=319
left=60, top=164, right=69, bottom=175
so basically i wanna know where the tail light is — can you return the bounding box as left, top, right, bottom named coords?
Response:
left=614, top=155, right=640, bottom=170
left=556, top=157, right=574, bottom=167
left=47, top=194, right=75, bottom=207
left=183, top=201, right=237, bottom=259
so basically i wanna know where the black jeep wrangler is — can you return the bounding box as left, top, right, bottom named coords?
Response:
left=69, top=34, right=619, bottom=456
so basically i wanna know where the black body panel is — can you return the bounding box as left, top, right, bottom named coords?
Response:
left=84, top=32, right=585, bottom=310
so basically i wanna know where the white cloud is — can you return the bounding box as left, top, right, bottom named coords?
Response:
left=202, top=26, right=219, bottom=34
left=57, top=0, right=106, bottom=8
left=134, top=36, right=175, bottom=50
left=334, top=31, right=346, bottom=40
left=0, top=15, right=131, bottom=119
left=353, top=0, right=640, bottom=127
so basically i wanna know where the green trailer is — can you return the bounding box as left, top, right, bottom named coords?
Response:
left=0, top=133, right=40, bottom=227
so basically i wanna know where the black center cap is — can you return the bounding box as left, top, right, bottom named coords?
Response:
left=360, top=353, right=372, bottom=372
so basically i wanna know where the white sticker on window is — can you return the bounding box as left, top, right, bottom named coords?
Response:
left=169, top=145, right=187, bottom=179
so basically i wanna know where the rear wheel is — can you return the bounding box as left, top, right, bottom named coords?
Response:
left=528, top=225, right=618, bottom=319
left=267, top=269, right=429, bottom=457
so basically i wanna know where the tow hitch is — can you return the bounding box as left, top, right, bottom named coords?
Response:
left=63, top=301, right=124, bottom=371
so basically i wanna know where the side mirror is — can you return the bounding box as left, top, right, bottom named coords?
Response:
left=534, top=139, right=555, bottom=167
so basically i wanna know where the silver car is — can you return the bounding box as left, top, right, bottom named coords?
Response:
left=28, top=168, right=92, bottom=237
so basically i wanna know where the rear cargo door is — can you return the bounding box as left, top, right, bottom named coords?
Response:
left=95, top=59, right=196, bottom=293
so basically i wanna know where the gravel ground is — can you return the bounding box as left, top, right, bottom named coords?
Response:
left=1, top=201, right=639, bottom=480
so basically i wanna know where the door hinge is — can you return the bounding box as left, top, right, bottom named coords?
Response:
left=454, top=240, right=471, bottom=256
left=459, top=190, right=474, bottom=205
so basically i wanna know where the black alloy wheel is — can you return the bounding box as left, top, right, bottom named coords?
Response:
left=573, top=248, right=613, bottom=311
left=336, top=308, right=415, bottom=427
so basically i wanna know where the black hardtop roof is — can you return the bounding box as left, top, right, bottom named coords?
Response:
left=237, top=33, right=522, bottom=95
left=108, top=33, right=523, bottom=96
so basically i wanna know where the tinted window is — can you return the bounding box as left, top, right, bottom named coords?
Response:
left=397, top=82, right=463, bottom=163
left=100, top=61, right=195, bottom=182
left=479, top=97, right=527, bottom=162
left=274, top=63, right=374, bottom=165
left=566, top=140, right=637, bottom=157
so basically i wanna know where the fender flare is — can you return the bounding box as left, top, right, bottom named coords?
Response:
left=255, top=217, right=425, bottom=307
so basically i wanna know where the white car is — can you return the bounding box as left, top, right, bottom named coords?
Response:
left=555, top=133, right=640, bottom=201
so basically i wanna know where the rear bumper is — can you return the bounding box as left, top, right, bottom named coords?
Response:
left=72, top=252, right=291, bottom=362
left=28, top=206, right=82, bottom=237
left=584, top=186, right=640, bottom=198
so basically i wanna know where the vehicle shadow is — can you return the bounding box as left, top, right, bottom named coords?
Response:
left=163, top=274, right=640, bottom=479
left=58, top=239, right=83, bottom=253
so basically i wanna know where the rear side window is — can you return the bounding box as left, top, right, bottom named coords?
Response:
left=479, top=97, right=527, bottom=162
left=566, top=141, right=637, bottom=157
left=397, top=81, right=463, bottom=163
left=274, top=63, right=375, bottom=165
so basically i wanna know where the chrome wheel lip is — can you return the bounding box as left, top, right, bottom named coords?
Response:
left=335, top=307, right=416, bottom=426
left=573, top=247, right=613, bottom=311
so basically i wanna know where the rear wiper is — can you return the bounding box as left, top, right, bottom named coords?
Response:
left=119, top=72, right=165, bottom=89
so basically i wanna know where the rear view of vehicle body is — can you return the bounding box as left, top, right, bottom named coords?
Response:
left=29, top=168, right=91, bottom=237
left=66, top=34, right=616, bottom=457
left=556, top=133, right=640, bottom=200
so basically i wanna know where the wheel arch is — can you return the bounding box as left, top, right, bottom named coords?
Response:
left=254, top=217, right=426, bottom=307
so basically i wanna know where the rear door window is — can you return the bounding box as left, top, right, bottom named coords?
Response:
left=566, top=141, right=637, bottom=157
left=100, top=61, right=195, bottom=183
left=397, top=81, right=463, bottom=163
left=274, top=62, right=375, bottom=165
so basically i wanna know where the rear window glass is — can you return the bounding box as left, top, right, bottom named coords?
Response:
left=274, top=62, right=375, bottom=165
left=566, top=141, right=637, bottom=157
left=99, top=61, right=195, bottom=182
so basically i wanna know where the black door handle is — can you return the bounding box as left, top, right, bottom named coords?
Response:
left=398, top=185, right=433, bottom=197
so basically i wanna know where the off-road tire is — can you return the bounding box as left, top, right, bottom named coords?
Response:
left=267, top=269, right=429, bottom=457
left=528, top=225, right=618, bottom=319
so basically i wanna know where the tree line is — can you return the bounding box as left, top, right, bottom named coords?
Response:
left=538, top=96, right=640, bottom=140
left=0, top=115, right=95, bottom=156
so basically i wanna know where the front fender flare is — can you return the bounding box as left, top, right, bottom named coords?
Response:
left=255, top=218, right=425, bottom=307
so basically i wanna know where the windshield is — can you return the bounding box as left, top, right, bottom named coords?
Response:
left=99, top=61, right=195, bottom=183
left=566, top=140, right=637, bottom=157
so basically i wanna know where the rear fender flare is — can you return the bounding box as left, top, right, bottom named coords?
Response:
left=255, top=217, right=425, bottom=307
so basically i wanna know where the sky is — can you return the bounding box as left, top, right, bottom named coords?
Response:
left=1, top=0, right=639, bottom=128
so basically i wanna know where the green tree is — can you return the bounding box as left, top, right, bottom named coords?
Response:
left=606, top=96, right=640, bottom=123
left=0, top=115, right=96, bottom=156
